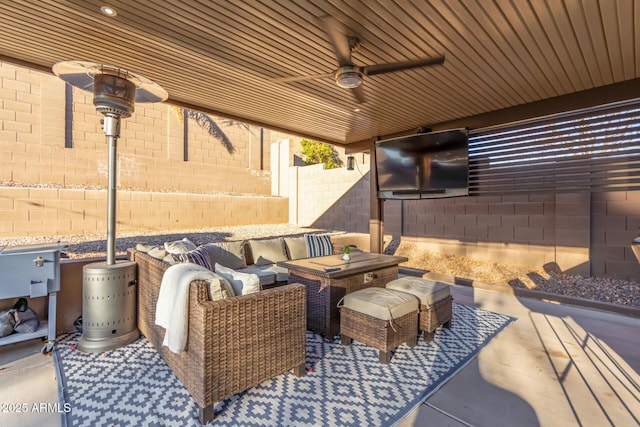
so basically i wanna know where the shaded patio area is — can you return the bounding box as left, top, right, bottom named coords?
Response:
left=1, top=2, right=640, bottom=425
left=1, top=282, right=638, bottom=426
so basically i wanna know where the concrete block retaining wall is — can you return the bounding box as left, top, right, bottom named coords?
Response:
left=0, top=61, right=273, bottom=196
left=0, top=187, right=288, bottom=237
left=384, top=191, right=640, bottom=280
left=288, top=161, right=371, bottom=232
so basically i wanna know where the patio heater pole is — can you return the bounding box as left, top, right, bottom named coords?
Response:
left=103, top=114, right=120, bottom=266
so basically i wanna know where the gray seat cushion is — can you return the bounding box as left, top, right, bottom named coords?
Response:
left=238, top=264, right=289, bottom=286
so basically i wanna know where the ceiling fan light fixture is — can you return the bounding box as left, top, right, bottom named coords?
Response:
left=335, top=66, right=362, bottom=88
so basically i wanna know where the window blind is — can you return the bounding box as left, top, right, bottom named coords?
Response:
left=467, top=100, right=640, bottom=195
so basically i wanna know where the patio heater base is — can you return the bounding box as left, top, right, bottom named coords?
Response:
left=78, top=260, right=139, bottom=353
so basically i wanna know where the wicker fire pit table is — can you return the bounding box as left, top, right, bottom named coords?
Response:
left=278, top=252, right=408, bottom=339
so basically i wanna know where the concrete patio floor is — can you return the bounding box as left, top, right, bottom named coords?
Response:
left=0, top=285, right=638, bottom=427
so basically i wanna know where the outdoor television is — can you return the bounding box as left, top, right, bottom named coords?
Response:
left=375, top=128, right=469, bottom=199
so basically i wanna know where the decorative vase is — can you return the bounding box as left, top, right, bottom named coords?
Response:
left=342, top=253, right=350, bottom=262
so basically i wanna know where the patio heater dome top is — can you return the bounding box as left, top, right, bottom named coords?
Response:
left=52, top=60, right=168, bottom=117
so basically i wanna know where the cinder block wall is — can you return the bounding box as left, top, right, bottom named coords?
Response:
left=289, top=159, right=370, bottom=232
left=0, top=62, right=286, bottom=236
left=385, top=191, right=640, bottom=280
left=591, top=191, right=640, bottom=279
left=0, top=61, right=272, bottom=195
left=0, top=187, right=288, bottom=237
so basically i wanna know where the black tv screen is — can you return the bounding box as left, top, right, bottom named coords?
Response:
left=375, top=129, right=469, bottom=199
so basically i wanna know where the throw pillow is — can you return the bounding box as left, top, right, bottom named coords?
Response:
left=163, top=254, right=179, bottom=265
left=177, top=246, right=213, bottom=271
left=164, top=238, right=197, bottom=254
left=135, top=243, right=154, bottom=252
left=248, top=238, right=288, bottom=266
left=206, top=272, right=236, bottom=301
left=305, top=233, right=333, bottom=258
left=203, top=241, right=247, bottom=269
left=147, top=246, right=168, bottom=260
left=214, top=263, right=261, bottom=295
left=283, top=236, right=307, bottom=260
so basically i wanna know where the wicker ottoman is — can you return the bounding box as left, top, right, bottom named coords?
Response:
left=386, top=277, right=452, bottom=341
left=340, top=287, right=419, bottom=364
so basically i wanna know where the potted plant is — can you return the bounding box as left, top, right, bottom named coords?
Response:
left=342, top=246, right=351, bottom=262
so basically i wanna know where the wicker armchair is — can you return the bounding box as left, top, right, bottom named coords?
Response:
left=128, top=249, right=307, bottom=423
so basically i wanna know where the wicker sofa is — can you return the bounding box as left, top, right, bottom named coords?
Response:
left=144, top=235, right=351, bottom=288
left=128, top=248, right=307, bottom=423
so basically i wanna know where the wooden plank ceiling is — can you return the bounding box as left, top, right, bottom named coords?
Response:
left=0, top=0, right=638, bottom=146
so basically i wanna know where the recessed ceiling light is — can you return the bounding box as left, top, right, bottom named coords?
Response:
left=100, top=6, right=117, bottom=17
left=353, top=108, right=361, bottom=112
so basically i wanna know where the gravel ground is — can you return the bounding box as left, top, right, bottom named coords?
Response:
left=2, top=224, right=639, bottom=308
left=391, top=240, right=640, bottom=308
left=0, top=224, right=323, bottom=260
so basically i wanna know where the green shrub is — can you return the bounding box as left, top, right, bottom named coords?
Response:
left=300, top=139, right=343, bottom=169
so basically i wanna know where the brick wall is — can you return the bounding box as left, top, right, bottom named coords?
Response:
left=0, top=61, right=288, bottom=237
left=385, top=191, right=640, bottom=280
left=0, top=61, right=273, bottom=195
left=3, top=62, right=639, bottom=279
left=0, top=187, right=287, bottom=237
left=288, top=159, right=640, bottom=279
left=591, top=191, right=640, bottom=279
left=288, top=157, right=370, bottom=232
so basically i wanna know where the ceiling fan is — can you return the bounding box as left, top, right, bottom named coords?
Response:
left=274, top=16, right=445, bottom=103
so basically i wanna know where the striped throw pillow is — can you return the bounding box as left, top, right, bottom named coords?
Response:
left=305, top=234, right=333, bottom=258
left=178, top=245, right=213, bottom=271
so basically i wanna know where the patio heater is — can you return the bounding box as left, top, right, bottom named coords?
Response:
left=53, top=61, right=168, bottom=352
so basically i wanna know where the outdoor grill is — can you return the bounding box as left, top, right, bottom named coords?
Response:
left=53, top=61, right=167, bottom=352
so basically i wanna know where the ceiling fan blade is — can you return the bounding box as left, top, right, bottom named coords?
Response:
left=318, top=15, right=353, bottom=66
left=351, top=86, right=366, bottom=104
left=271, top=72, right=333, bottom=83
left=363, top=55, right=445, bottom=76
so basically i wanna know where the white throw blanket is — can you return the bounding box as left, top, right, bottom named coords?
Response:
left=155, top=262, right=219, bottom=353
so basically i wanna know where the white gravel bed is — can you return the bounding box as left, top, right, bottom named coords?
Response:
left=392, top=240, right=640, bottom=308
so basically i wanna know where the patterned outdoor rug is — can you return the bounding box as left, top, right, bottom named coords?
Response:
left=54, top=303, right=514, bottom=426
